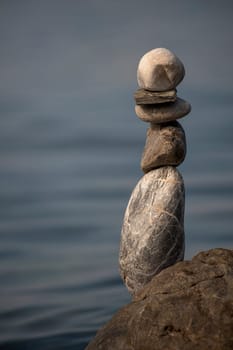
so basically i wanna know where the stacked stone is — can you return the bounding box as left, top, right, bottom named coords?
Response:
left=119, top=48, right=191, bottom=296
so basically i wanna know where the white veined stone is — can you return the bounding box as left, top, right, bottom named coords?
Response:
left=119, top=166, right=185, bottom=295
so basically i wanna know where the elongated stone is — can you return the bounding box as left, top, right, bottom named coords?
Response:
left=137, top=48, right=185, bottom=91
left=135, top=97, right=191, bottom=123
left=119, top=166, right=185, bottom=295
left=134, top=88, right=176, bottom=105
left=141, top=121, right=186, bottom=173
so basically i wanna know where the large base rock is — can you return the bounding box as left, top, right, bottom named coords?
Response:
left=86, top=248, right=233, bottom=350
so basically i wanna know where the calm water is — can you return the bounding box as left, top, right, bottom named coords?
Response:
left=1, top=1, right=233, bottom=349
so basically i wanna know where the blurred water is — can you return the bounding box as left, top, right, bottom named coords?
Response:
left=0, top=1, right=233, bottom=349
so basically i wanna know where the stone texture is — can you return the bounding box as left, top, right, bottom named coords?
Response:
left=137, top=48, right=185, bottom=92
left=119, top=166, right=185, bottom=295
left=134, top=88, right=176, bottom=105
left=141, top=121, right=186, bottom=173
left=135, top=97, right=191, bottom=123
left=86, top=248, right=233, bottom=350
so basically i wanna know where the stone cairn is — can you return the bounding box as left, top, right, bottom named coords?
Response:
left=119, top=48, right=191, bottom=296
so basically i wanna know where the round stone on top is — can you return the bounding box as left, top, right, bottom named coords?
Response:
left=137, top=48, right=185, bottom=91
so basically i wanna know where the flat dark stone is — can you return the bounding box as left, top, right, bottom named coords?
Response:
left=134, top=88, right=177, bottom=105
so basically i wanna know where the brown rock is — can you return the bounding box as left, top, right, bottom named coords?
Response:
left=86, top=248, right=233, bottom=350
left=135, top=97, right=191, bottom=123
left=141, top=121, right=186, bottom=173
left=134, top=88, right=177, bottom=105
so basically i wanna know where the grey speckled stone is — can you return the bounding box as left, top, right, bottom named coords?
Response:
left=134, top=88, right=176, bottom=105
left=119, top=166, right=185, bottom=295
left=137, top=48, right=185, bottom=92
left=141, top=121, right=186, bottom=173
left=135, top=97, right=191, bottom=123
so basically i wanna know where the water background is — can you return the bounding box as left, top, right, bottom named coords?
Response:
left=0, top=1, right=233, bottom=349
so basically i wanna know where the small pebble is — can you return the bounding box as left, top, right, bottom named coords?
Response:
left=137, top=48, right=185, bottom=91
left=135, top=97, right=191, bottom=123
left=141, top=121, right=186, bottom=173
left=134, top=88, right=176, bottom=105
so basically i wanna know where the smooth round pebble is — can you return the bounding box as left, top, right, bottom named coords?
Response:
left=137, top=48, right=185, bottom=91
left=135, top=97, right=191, bottom=123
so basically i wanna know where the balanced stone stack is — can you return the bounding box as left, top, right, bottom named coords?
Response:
left=119, top=48, right=191, bottom=296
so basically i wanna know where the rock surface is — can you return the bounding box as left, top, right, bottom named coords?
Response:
left=119, top=166, right=185, bottom=295
left=135, top=97, right=191, bottom=123
left=141, top=121, right=186, bottom=173
left=86, top=248, right=233, bottom=350
left=134, top=88, right=176, bottom=105
left=137, top=48, right=185, bottom=91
